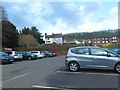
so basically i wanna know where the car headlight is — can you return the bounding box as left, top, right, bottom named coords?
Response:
left=2, top=57, right=6, bottom=60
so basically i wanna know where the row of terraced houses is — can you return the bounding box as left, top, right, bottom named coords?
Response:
left=45, top=30, right=120, bottom=47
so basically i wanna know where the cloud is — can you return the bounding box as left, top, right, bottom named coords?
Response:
left=2, top=2, right=118, bottom=36
left=110, top=7, right=118, bottom=15
left=83, top=2, right=102, bottom=15
left=42, top=2, right=81, bottom=26
left=79, top=5, right=85, bottom=11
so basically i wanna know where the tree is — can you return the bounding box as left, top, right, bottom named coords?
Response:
left=20, top=26, right=45, bottom=44
left=0, top=6, right=8, bottom=20
left=18, top=35, right=40, bottom=48
left=20, top=27, right=30, bottom=35
left=118, top=29, right=120, bottom=48
left=30, top=26, right=44, bottom=44
left=1, top=6, right=18, bottom=48
left=2, top=20, right=18, bottom=48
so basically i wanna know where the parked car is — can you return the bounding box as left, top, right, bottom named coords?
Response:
left=41, top=51, right=56, bottom=57
left=4, top=51, right=23, bottom=61
left=0, top=52, right=14, bottom=64
left=30, top=51, right=45, bottom=59
left=65, top=46, right=120, bottom=73
left=21, top=52, right=38, bottom=60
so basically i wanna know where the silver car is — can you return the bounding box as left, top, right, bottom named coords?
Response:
left=5, top=51, right=23, bottom=61
left=65, top=46, right=120, bottom=73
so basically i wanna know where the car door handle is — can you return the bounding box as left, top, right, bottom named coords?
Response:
left=93, top=58, right=97, bottom=59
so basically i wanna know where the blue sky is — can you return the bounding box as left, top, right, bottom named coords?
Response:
left=1, top=0, right=119, bottom=35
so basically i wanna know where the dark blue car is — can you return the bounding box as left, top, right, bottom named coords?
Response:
left=0, top=52, right=14, bottom=64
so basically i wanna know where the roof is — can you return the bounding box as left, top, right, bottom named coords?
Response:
left=45, top=34, right=62, bottom=38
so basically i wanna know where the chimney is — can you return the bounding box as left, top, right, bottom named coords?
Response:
left=45, top=33, right=47, bottom=38
left=52, top=33, right=54, bottom=38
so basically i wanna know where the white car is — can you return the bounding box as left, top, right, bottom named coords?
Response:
left=30, top=51, right=44, bottom=59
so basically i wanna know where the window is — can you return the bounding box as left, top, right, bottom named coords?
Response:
left=91, top=48, right=107, bottom=56
left=30, top=51, right=38, bottom=53
left=98, top=41, right=100, bottom=43
left=109, top=52, right=118, bottom=57
left=5, top=52, right=12, bottom=55
left=71, top=48, right=77, bottom=53
left=88, top=41, right=91, bottom=43
left=106, top=41, right=108, bottom=43
left=76, top=48, right=89, bottom=55
left=102, top=41, right=104, bottom=43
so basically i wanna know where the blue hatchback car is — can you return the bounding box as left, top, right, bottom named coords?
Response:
left=0, top=52, right=14, bottom=64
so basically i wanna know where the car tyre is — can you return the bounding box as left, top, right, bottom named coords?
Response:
left=28, top=56, right=32, bottom=60
left=69, top=62, right=79, bottom=72
left=114, top=63, right=120, bottom=74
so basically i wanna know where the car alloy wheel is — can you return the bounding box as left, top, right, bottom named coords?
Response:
left=115, top=63, right=120, bottom=74
left=28, top=57, right=32, bottom=60
left=69, top=62, right=79, bottom=72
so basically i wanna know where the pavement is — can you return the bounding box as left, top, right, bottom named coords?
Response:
left=1, top=56, right=120, bottom=89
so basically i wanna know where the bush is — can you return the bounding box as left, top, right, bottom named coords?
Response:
left=15, top=44, right=82, bottom=56
left=102, top=44, right=118, bottom=49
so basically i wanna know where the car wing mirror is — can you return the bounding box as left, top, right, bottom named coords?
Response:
left=107, top=54, right=111, bottom=57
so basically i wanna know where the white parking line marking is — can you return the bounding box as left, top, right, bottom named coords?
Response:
left=3, top=72, right=32, bottom=83
left=33, top=85, right=73, bottom=90
left=56, top=71, right=120, bottom=76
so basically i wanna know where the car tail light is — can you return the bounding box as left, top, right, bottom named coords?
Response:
left=14, top=54, right=17, bottom=56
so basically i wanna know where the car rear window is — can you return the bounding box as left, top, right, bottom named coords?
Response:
left=31, top=52, right=38, bottom=53
left=5, top=51, right=12, bottom=54
left=15, top=52, right=21, bottom=54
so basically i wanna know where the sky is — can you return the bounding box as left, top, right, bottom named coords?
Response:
left=1, top=0, right=119, bottom=35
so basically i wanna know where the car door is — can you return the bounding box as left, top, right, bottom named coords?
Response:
left=74, top=48, right=95, bottom=68
left=89, top=48, right=115, bottom=69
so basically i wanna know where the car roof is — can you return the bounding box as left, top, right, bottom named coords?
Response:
left=70, top=46, right=99, bottom=49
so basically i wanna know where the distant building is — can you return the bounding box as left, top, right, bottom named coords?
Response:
left=45, top=33, right=63, bottom=44
left=63, top=37, right=119, bottom=47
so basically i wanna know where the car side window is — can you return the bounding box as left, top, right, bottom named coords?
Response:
left=5, top=52, right=12, bottom=55
left=76, top=48, right=89, bottom=55
left=109, top=52, right=118, bottom=57
left=91, top=48, right=107, bottom=56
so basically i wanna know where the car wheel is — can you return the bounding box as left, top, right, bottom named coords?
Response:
left=115, top=63, right=120, bottom=74
left=28, top=57, right=32, bottom=60
left=69, top=62, right=79, bottom=72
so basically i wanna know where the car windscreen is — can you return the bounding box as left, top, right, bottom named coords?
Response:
left=71, top=48, right=77, bottom=53
left=0, top=52, right=8, bottom=56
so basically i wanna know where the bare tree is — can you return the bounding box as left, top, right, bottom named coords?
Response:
left=0, top=6, right=8, bottom=20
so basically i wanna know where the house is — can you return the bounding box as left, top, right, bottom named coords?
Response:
left=90, top=37, right=118, bottom=46
left=45, top=33, right=63, bottom=44
left=63, top=37, right=119, bottom=47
